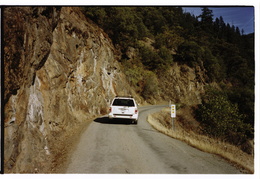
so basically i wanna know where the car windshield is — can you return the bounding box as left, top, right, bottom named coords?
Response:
left=112, top=99, right=135, bottom=107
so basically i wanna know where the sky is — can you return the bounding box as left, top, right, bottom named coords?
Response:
left=182, top=7, right=255, bottom=34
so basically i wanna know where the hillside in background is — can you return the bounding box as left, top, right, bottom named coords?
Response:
left=3, top=7, right=254, bottom=173
left=83, top=6, right=254, bottom=152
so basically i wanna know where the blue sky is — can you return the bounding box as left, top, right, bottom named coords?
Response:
left=182, top=7, right=254, bottom=34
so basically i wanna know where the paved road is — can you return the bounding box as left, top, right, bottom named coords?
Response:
left=65, top=105, right=241, bottom=174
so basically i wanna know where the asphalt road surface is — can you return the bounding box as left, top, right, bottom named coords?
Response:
left=65, top=105, right=241, bottom=174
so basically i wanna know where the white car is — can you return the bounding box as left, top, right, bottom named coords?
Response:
left=108, top=96, right=139, bottom=124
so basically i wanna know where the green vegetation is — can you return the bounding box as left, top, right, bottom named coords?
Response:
left=195, top=87, right=253, bottom=153
left=82, top=7, right=254, bottom=147
left=122, top=59, right=160, bottom=100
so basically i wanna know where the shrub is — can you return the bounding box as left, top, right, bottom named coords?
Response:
left=122, top=60, right=144, bottom=93
left=122, top=60, right=159, bottom=100
left=139, top=45, right=162, bottom=71
left=158, top=47, right=173, bottom=68
left=138, top=45, right=173, bottom=72
left=142, top=71, right=159, bottom=99
left=195, top=87, right=253, bottom=152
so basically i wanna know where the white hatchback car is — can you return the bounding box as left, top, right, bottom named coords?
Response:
left=108, top=96, right=139, bottom=124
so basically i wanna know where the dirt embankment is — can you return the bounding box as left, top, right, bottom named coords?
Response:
left=147, top=106, right=254, bottom=174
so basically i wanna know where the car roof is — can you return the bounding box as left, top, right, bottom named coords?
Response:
left=114, top=96, right=134, bottom=99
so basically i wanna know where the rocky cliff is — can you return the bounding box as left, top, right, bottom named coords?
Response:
left=158, top=63, right=206, bottom=105
left=4, top=7, right=205, bottom=173
left=4, top=7, right=137, bottom=173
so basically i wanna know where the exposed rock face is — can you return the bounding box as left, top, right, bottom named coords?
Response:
left=4, top=7, right=61, bottom=104
left=4, top=7, right=135, bottom=173
left=159, top=63, right=205, bottom=105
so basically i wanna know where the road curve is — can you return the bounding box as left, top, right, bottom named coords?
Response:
left=65, top=105, right=241, bottom=174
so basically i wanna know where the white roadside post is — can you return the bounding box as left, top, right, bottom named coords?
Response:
left=171, top=104, right=176, bottom=130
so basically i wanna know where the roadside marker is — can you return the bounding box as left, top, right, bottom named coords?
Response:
left=171, top=104, right=176, bottom=130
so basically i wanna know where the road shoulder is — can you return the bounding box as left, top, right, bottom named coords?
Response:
left=147, top=107, right=253, bottom=174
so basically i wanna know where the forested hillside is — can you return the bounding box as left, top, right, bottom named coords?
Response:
left=82, top=7, right=254, bottom=152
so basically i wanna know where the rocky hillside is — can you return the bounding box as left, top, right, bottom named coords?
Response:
left=3, top=7, right=206, bottom=173
left=4, top=7, right=138, bottom=173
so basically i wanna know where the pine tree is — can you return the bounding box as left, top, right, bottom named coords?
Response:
left=199, top=7, right=214, bottom=32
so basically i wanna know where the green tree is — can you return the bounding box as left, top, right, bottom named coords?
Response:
left=157, top=47, right=173, bottom=71
left=141, top=7, right=166, bottom=35
left=154, top=30, right=184, bottom=50
left=203, top=47, right=225, bottom=82
left=175, top=41, right=203, bottom=67
left=198, top=7, right=214, bottom=32
left=139, top=45, right=162, bottom=71
left=83, top=7, right=107, bottom=25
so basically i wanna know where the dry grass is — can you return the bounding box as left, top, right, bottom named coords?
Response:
left=49, top=118, right=93, bottom=173
left=147, top=106, right=254, bottom=174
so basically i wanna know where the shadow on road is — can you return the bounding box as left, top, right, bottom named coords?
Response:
left=94, top=117, right=134, bottom=125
